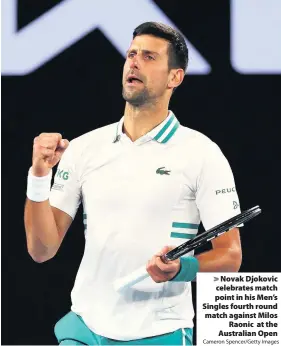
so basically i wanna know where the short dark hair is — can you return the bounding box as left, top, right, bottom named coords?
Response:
left=133, top=22, right=188, bottom=73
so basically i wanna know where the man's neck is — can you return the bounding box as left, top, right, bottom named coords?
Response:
left=123, top=102, right=169, bottom=142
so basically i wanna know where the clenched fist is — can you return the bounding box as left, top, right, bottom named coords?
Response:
left=32, top=133, right=69, bottom=177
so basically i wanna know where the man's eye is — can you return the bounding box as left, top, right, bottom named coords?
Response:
left=146, top=55, right=154, bottom=60
left=128, top=53, right=135, bottom=58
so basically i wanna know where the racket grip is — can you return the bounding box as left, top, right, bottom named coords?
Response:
left=113, top=265, right=149, bottom=292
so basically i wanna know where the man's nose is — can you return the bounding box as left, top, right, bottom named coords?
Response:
left=129, top=55, right=140, bottom=70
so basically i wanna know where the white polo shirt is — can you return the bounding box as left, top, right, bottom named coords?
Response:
left=49, top=111, right=242, bottom=341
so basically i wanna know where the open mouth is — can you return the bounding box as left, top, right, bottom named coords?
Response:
left=127, top=76, right=143, bottom=85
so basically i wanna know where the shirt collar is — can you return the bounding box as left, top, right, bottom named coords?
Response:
left=113, top=111, right=180, bottom=144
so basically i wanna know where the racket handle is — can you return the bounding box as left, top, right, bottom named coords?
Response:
left=113, top=266, right=149, bottom=292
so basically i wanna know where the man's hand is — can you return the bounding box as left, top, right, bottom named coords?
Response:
left=146, top=246, right=181, bottom=283
left=32, top=133, right=69, bottom=177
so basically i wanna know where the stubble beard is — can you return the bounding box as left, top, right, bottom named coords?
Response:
left=122, top=85, right=152, bottom=108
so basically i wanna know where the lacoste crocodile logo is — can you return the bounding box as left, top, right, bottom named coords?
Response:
left=156, top=167, right=171, bottom=175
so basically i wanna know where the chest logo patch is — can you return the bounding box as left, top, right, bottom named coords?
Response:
left=156, top=167, right=171, bottom=175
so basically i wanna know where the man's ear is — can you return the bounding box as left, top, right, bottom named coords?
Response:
left=168, top=69, right=185, bottom=89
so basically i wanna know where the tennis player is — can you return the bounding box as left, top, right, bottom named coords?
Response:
left=24, top=22, right=242, bottom=345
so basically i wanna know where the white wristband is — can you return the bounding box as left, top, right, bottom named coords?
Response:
left=26, top=167, right=53, bottom=202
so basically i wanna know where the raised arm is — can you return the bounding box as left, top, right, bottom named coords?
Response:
left=24, top=133, right=73, bottom=262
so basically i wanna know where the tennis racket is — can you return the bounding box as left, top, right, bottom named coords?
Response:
left=113, top=206, right=261, bottom=292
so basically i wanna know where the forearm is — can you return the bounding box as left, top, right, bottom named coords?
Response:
left=24, top=198, right=60, bottom=262
left=196, top=247, right=242, bottom=272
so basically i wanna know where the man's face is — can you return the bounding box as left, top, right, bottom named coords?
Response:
left=122, top=35, right=171, bottom=107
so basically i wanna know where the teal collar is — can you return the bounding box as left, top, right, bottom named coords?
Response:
left=113, top=111, right=180, bottom=144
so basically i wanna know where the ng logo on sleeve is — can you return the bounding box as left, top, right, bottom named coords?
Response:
left=56, top=169, right=70, bottom=180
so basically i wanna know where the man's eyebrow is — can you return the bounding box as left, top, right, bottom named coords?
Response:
left=143, top=49, right=159, bottom=56
left=126, top=49, right=160, bottom=56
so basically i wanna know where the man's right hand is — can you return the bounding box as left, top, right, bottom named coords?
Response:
left=32, top=133, right=69, bottom=177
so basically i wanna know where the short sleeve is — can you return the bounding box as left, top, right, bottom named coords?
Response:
left=195, top=142, right=242, bottom=231
left=49, top=142, right=81, bottom=219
